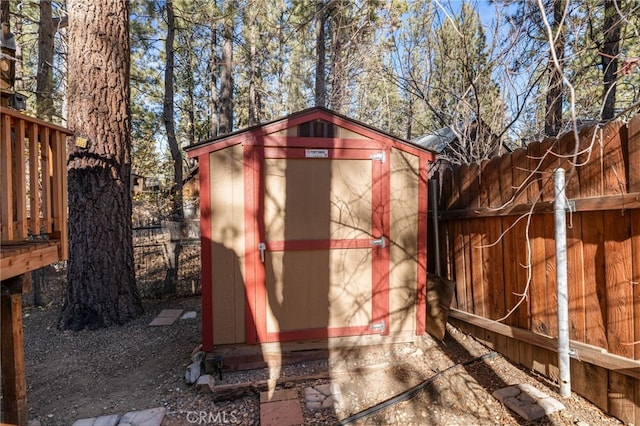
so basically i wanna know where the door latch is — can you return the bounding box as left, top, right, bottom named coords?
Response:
left=258, top=242, right=266, bottom=263
left=370, top=237, right=385, bottom=248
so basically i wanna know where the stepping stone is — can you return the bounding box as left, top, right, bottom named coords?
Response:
left=72, top=414, right=120, bottom=426
left=260, top=399, right=303, bottom=426
left=180, top=311, right=197, bottom=320
left=493, top=384, right=565, bottom=421
left=119, top=407, right=166, bottom=426
left=149, top=309, right=183, bottom=326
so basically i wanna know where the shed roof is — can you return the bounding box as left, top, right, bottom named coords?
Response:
left=185, top=106, right=437, bottom=157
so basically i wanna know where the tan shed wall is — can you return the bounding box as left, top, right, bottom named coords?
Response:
left=264, top=158, right=372, bottom=241
left=265, top=248, right=372, bottom=333
left=210, top=145, right=246, bottom=345
left=389, top=148, right=419, bottom=333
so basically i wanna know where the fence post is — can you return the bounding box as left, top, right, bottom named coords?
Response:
left=429, top=179, right=441, bottom=277
left=554, top=168, right=571, bottom=398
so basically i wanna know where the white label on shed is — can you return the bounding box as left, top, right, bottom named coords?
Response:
left=305, top=149, right=329, bottom=158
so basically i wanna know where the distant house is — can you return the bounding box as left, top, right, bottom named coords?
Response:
left=412, top=120, right=510, bottom=177
left=131, top=172, right=146, bottom=195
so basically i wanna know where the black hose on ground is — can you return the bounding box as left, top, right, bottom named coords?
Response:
left=337, top=351, right=500, bottom=425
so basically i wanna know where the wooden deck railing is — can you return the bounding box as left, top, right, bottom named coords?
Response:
left=0, top=106, right=73, bottom=261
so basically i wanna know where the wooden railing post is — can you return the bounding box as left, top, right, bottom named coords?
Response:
left=28, top=122, right=40, bottom=236
left=1, top=276, right=29, bottom=426
left=1, top=113, right=13, bottom=241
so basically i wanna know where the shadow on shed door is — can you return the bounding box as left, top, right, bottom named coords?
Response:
left=258, top=147, right=388, bottom=342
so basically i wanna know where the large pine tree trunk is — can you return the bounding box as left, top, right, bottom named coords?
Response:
left=60, top=0, right=143, bottom=330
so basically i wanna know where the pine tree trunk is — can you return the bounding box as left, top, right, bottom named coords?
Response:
left=544, top=0, right=565, bottom=137
left=36, top=0, right=54, bottom=120
left=219, top=2, right=234, bottom=134
left=0, top=2, right=9, bottom=28
left=314, top=0, right=326, bottom=108
left=60, top=0, right=143, bottom=330
left=601, top=0, right=621, bottom=120
left=163, top=0, right=182, bottom=296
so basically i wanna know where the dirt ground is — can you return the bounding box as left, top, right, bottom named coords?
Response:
left=16, top=295, right=623, bottom=426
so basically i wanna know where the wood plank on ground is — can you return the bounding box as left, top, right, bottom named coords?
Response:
left=609, top=370, right=636, bottom=425
left=570, top=360, right=608, bottom=411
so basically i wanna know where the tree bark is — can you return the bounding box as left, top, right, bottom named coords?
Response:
left=0, top=1, right=9, bottom=27
left=544, top=0, right=565, bottom=137
left=36, top=0, right=55, bottom=120
left=601, top=0, right=621, bottom=120
left=163, top=0, right=182, bottom=296
left=314, top=0, right=326, bottom=108
left=61, top=0, right=143, bottom=330
left=219, top=1, right=234, bottom=134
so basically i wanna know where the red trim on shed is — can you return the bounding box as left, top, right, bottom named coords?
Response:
left=264, top=325, right=378, bottom=342
left=416, top=156, right=430, bottom=335
left=198, top=154, right=213, bottom=352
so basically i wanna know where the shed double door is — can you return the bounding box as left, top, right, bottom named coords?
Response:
left=254, top=147, right=389, bottom=342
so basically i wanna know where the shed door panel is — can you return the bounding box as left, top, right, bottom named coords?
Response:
left=259, top=149, right=385, bottom=341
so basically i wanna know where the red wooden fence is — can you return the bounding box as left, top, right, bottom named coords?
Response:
left=430, top=115, right=640, bottom=422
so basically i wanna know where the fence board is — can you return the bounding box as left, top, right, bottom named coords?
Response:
left=441, top=168, right=453, bottom=210
left=502, top=215, right=519, bottom=326
left=511, top=148, right=529, bottom=206
left=543, top=213, right=558, bottom=338
left=581, top=211, right=608, bottom=349
left=604, top=211, right=634, bottom=358
left=602, top=122, right=626, bottom=195
left=527, top=141, right=544, bottom=203
left=529, top=214, right=548, bottom=335
left=486, top=217, right=505, bottom=320
left=467, top=163, right=480, bottom=209
left=567, top=214, right=586, bottom=341
left=539, top=138, right=559, bottom=202
left=633, top=211, right=640, bottom=360
left=628, top=115, right=640, bottom=192
left=556, top=131, right=581, bottom=199
left=486, top=157, right=502, bottom=208
left=451, top=220, right=465, bottom=310
left=470, top=219, right=485, bottom=317
left=452, top=164, right=463, bottom=209
left=577, top=126, right=604, bottom=197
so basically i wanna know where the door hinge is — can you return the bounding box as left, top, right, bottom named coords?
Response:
left=258, top=242, right=266, bottom=263
left=370, top=151, right=386, bottom=163
left=371, top=321, right=386, bottom=333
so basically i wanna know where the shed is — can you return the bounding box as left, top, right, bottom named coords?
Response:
left=185, top=107, right=436, bottom=351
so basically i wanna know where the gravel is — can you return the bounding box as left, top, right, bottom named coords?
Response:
left=18, top=296, right=623, bottom=425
